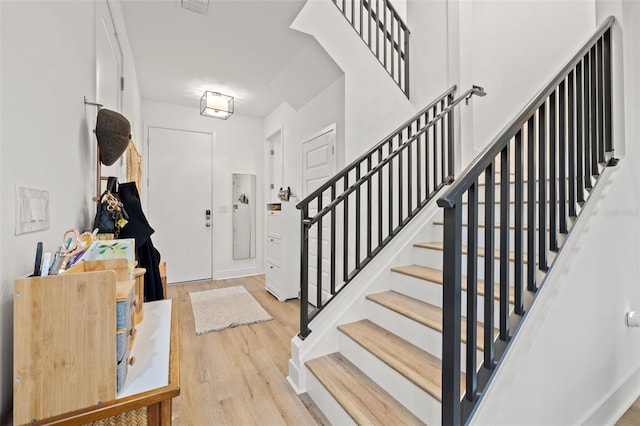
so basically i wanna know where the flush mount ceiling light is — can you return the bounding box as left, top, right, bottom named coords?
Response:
left=200, top=91, right=234, bottom=120
left=182, top=0, right=209, bottom=15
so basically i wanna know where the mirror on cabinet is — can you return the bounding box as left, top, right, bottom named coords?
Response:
left=232, top=173, right=256, bottom=259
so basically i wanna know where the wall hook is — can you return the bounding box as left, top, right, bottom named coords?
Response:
left=84, top=96, right=103, bottom=109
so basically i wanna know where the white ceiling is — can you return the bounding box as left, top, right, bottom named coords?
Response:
left=120, top=0, right=344, bottom=118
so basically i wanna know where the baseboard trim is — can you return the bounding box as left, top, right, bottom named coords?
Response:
left=579, top=362, right=640, bottom=425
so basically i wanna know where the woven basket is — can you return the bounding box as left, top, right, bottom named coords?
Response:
left=84, top=407, right=148, bottom=426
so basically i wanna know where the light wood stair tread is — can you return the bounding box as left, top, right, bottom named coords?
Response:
left=414, top=241, right=538, bottom=264
left=305, top=353, right=425, bottom=425
left=337, top=319, right=465, bottom=402
left=390, top=264, right=516, bottom=304
left=365, top=291, right=497, bottom=352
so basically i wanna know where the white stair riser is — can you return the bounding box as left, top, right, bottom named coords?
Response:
left=389, top=272, right=509, bottom=325
left=306, top=369, right=357, bottom=426
left=364, top=301, right=485, bottom=373
left=413, top=246, right=532, bottom=281
left=436, top=225, right=559, bottom=253
left=337, top=332, right=442, bottom=426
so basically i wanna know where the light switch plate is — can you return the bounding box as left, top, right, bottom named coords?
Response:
left=15, top=186, right=50, bottom=235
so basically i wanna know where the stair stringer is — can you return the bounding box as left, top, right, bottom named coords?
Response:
left=290, top=0, right=415, bottom=163
left=287, top=199, right=443, bottom=395
left=468, top=165, right=640, bottom=425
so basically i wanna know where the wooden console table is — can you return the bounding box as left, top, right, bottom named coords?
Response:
left=29, top=300, right=179, bottom=426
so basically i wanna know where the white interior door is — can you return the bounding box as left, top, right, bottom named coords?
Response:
left=302, top=126, right=336, bottom=306
left=96, top=0, right=125, bottom=181
left=148, top=127, right=213, bottom=283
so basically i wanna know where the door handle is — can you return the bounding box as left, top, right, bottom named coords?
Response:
left=205, top=223, right=211, bottom=227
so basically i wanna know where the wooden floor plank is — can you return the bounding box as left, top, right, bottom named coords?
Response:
left=166, top=276, right=326, bottom=426
left=366, top=290, right=498, bottom=352
left=306, top=353, right=425, bottom=425
left=617, top=396, right=640, bottom=426
left=390, top=264, right=516, bottom=304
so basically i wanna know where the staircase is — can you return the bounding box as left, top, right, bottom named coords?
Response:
left=303, top=174, right=531, bottom=425
left=291, top=16, right=617, bottom=426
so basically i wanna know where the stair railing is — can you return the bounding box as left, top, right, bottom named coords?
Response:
left=297, top=85, right=486, bottom=339
left=436, top=16, right=617, bottom=425
left=331, top=0, right=410, bottom=97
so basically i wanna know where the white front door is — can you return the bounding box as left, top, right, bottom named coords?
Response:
left=147, top=127, right=213, bottom=283
left=302, top=126, right=337, bottom=306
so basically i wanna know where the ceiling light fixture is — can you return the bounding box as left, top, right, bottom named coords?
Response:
left=181, top=0, right=209, bottom=15
left=200, top=91, right=234, bottom=120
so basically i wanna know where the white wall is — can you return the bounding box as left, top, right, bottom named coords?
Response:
left=142, top=101, right=264, bottom=279
left=458, top=0, right=596, bottom=165
left=291, top=0, right=415, bottom=164
left=264, top=76, right=346, bottom=202
left=0, top=0, right=142, bottom=420
left=471, top=1, right=640, bottom=424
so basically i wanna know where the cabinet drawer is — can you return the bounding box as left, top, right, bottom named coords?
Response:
left=266, top=210, right=281, bottom=238
left=265, top=262, right=280, bottom=287
left=116, top=281, right=136, bottom=330
left=266, top=236, right=281, bottom=266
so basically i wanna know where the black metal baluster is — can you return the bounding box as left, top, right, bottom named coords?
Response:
left=484, top=163, right=495, bottom=369
left=300, top=205, right=311, bottom=338
left=604, top=29, right=613, bottom=153
left=398, top=142, right=404, bottom=226
left=448, top=93, right=456, bottom=180
left=514, top=130, right=524, bottom=315
left=527, top=116, right=537, bottom=291
left=404, top=26, right=410, bottom=96
left=343, top=175, right=349, bottom=282
left=330, top=184, right=336, bottom=295
left=359, top=0, right=364, bottom=36
left=576, top=61, right=585, bottom=205
left=558, top=81, right=568, bottom=234
left=597, top=38, right=605, bottom=164
left=441, top=99, right=446, bottom=183
left=378, top=147, right=383, bottom=245
left=441, top=200, right=463, bottom=426
left=538, top=103, right=548, bottom=272
left=407, top=125, right=413, bottom=214
left=382, top=2, right=387, bottom=68
left=499, top=144, right=510, bottom=340
left=436, top=106, right=442, bottom=191
left=397, top=17, right=402, bottom=86
left=317, top=197, right=323, bottom=307
left=568, top=71, right=577, bottom=218
left=549, top=90, right=558, bottom=252
left=590, top=45, right=598, bottom=176
left=425, top=111, right=431, bottom=195
left=375, top=0, right=380, bottom=58
left=367, top=0, right=372, bottom=48
left=367, top=156, right=372, bottom=257
left=390, top=16, right=395, bottom=78
left=388, top=140, right=394, bottom=234
left=355, top=166, right=361, bottom=270
left=583, top=53, right=592, bottom=190
left=466, top=181, right=478, bottom=402
left=416, top=117, right=422, bottom=205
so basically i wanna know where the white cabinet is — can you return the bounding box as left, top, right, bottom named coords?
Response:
left=265, top=203, right=298, bottom=301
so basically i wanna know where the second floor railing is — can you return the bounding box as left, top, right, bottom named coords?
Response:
left=297, top=85, right=486, bottom=339
left=331, top=0, right=410, bottom=97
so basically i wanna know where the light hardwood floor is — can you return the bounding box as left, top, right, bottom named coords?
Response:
left=617, top=396, right=640, bottom=426
left=167, top=275, right=329, bottom=426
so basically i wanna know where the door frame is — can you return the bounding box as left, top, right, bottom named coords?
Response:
left=146, top=125, right=216, bottom=282
left=301, top=123, right=338, bottom=305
